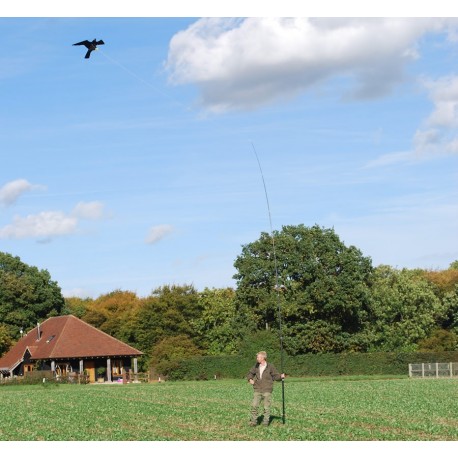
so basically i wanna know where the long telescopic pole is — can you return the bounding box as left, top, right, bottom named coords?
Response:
left=251, top=142, right=286, bottom=425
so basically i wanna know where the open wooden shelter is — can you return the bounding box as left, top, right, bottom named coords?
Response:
left=0, top=315, right=143, bottom=383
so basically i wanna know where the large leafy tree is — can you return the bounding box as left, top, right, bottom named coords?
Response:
left=133, top=284, right=202, bottom=354
left=191, top=287, right=239, bottom=355
left=366, top=266, right=445, bottom=351
left=233, top=225, right=373, bottom=354
left=80, top=290, right=143, bottom=346
left=0, top=252, right=64, bottom=338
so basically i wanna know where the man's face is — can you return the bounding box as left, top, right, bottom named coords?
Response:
left=256, top=354, right=266, bottom=364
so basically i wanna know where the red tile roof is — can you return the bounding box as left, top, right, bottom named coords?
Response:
left=0, top=315, right=142, bottom=371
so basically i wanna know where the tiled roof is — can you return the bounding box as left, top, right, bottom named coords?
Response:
left=0, top=315, right=142, bottom=371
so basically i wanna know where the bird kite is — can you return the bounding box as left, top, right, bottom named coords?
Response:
left=73, top=39, right=105, bottom=59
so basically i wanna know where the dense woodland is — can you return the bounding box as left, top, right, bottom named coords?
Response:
left=1, top=224, right=458, bottom=373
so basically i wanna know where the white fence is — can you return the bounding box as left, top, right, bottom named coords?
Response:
left=409, top=362, right=458, bottom=378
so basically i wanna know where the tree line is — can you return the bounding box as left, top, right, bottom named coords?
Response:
left=1, top=224, right=458, bottom=372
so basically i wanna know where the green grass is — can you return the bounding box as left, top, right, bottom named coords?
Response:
left=1, top=376, right=458, bottom=440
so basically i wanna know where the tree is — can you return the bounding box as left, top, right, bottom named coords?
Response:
left=366, top=266, right=445, bottom=351
left=417, top=329, right=458, bottom=352
left=443, top=284, right=458, bottom=332
left=233, top=225, right=373, bottom=354
left=133, top=284, right=202, bottom=354
left=149, top=335, right=202, bottom=375
left=191, top=287, right=239, bottom=355
left=0, top=324, right=13, bottom=357
left=81, top=290, right=143, bottom=345
left=62, top=296, right=92, bottom=319
left=0, top=252, right=64, bottom=336
left=421, top=268, right=458, bottom=298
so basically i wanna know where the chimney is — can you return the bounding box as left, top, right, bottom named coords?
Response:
left=37, top=322, right=41, bottom=341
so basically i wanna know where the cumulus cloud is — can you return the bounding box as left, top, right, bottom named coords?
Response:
left=145, top=224, right=174, bottom=245
left=166, top=17, right=453, bottom=112
left=72, top=201, right=108, bottom=220
left=0, top=211, right=78, bottom=240
left=0, top=201, right=110, bottom=241
left=0, top=179, right=45, bottom=206
left=414, top=75, right=458, bottom=156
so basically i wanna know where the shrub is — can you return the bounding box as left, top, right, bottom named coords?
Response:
left=161, top=350, right=458, bottom=380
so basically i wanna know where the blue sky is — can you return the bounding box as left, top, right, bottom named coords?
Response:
left=1, top=7, right=458, bottom=298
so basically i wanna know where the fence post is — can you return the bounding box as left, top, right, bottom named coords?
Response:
left=436, top=362, right=439, bottom=378
left=408, top=364, right=412, bottom=378
left=422, top=363, right=425, bottom=378
left=451, top=362, right=453, bottom=378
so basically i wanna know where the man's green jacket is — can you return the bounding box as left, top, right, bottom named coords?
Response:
left=246, top=362, right=282, bottom=393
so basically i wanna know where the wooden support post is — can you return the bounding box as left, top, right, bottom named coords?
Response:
left=133, top=358, right=138, bottom=382
left=107, top=358, right=112, bottom=383
left=408, top=364, right=412, bottom=378
left=51, top=360, right=56, bottom=374
left=421, top=363, right=425, bottom=378
left=436, top=362, right=439, bottom=378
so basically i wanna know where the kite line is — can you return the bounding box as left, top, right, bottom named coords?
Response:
left=251, top=141, right=286, bottom=425
left=98, top=48, right=192, bottom=112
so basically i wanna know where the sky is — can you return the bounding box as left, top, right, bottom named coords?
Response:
left=1, top=4, right=458, bottom=299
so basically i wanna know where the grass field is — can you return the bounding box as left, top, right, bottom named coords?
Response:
left=1, top=376, right=458, bottom=441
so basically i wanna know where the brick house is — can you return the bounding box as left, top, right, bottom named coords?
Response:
left=0, top=315, right=143, bottom=383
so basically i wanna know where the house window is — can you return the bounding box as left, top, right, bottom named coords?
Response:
left=24, top=364, right=34, bottom=373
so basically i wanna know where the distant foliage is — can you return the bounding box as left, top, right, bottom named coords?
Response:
left=5, top=225, right=458, bottom=372
left=366, top=266, right=445, bottom=352
left=417, top=329, right=458, bottom=352
left=150, top=335, right=202, bottom=375
left=163, top=350, right=458, bottom=380
left=81, top=290, right=143, bottom=346
left=0, top=324, right=13, bottom=357
left=192, top=287, right=240, bottom=355
left=237, top=329, right=282, bottom=362
left=0, top=252, right=64, bottom=341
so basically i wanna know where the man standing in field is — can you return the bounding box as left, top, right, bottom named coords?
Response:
left=247, top=351, right=285, bottom=426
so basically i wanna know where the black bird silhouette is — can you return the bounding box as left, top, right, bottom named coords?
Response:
left=73, top=39, right=105, bottom=59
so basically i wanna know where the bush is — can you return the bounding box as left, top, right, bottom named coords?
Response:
left=161, top=350, right=458, bottom=380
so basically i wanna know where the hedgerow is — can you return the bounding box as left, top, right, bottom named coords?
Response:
left=164, top=351, right=458, bottom=380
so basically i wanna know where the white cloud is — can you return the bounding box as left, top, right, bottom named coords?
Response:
left=413, top=75, right=458, bottom=156
left=166, top=17, right=454, bottom=112
left=72, top=201, right=108, bottom=220
left=423, top=75, right=458, bottom=127
left=0, top=211, right=78, bottom=240
left=0, top=200, right=109, bottom=241
left=145, top=224, right=174, bottom=245
left=363, top=151, right=416, bottom=168
left=0, top=179, right=45, bottom=206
